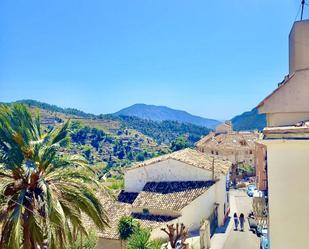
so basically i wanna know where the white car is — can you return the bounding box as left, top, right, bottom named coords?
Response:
left=253, top=190, right=263, bottom=197
left=247, top=184, right=256, bottom=197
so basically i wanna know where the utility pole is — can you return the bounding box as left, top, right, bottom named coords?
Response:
left=212, top=157, right=215, bottom=181
left=301, top=0, right=305, bottom=20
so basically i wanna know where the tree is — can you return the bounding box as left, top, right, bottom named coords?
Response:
left=0, top=104, right=108, bottom=249
left=136, top=153, right=145, bottom=162
left=118, top=216, right=139, bottom=249
left=161, top=223, right=188, bottom=249
left=170, top=136, right=190, bottom=152
left=83, top=144, right=92, bottom=159
left=127, top=228, right=163, bottom=249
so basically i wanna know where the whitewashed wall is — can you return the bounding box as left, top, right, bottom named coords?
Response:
left=179, top=184, right=216, bottom=231
left=263, top=139, right=309, bottom=249
left=124, top=159, right=213, bottom=192
left=150, top=177, right=228, bottom=240
left=215, top=175, right=228, bottom=226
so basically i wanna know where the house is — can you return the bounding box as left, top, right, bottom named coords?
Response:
left=257, top=20, right=309, bottom=249
left=196, top=125, right=258, bottom=185
left=95, top=148, right=232, bottom=249
left=215, top=121, right=233, bottom=134
left=196, top=125, right=258, bottom=166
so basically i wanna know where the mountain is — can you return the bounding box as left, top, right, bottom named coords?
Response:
left=114, top=103, right=220, bottom=129
left=231, top=107, right=266, bottom=131
left=2, top=100, right=211, bottom=169
left=14, top=99, right=95, bottom=118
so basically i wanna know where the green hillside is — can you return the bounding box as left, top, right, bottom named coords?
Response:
left=4, top=100, right=211, bottom=172
left=231, top=107, right=266, bottom=131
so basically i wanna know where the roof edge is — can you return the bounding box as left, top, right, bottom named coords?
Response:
left=256, top=73, right=295, bottom=110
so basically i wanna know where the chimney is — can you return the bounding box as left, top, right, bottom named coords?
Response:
left=289, top=20, right=309, bottom=75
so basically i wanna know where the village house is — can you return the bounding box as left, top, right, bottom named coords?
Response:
left=196, top=122, right=258, bottom=184
left=254, top=142, right=268, bottom=193
left=94, top=148, right=232, bottom=249
left=257, top=19, right=309, bottom=249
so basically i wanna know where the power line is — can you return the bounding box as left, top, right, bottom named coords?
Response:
left=295, top=2, right=302, bottom=22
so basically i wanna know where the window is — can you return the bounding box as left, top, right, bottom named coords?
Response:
left=211, top=150, right=214, bottom=154
left=249, top=150, right=253, bottom=154
left=216, top=151, right=219, bottom=155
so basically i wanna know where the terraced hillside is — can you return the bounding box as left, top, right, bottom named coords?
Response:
left=7, top=100, right=211, bottom=173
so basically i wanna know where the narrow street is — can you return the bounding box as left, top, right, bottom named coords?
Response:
left=222, top=189, right=259, bottom=249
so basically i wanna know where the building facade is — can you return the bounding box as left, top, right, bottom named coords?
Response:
left=196, top=123, right=258, bottom=186
left=255, top=142, right=268, bottom=192
left=95, top=149, right=232, bottom=249
left=257, top=20, right=309, bottom=249
left=196, top=131, right=258, bottom=166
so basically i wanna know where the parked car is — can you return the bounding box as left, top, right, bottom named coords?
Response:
left=260, top=228, right=269, bottom=249
left=253, top=189, right=263, bottom=197
left=247, top=184, right=256, bottom=197
left=248, top=212, right=258, bottom=232
left=247, top=212, right=266, bottom=237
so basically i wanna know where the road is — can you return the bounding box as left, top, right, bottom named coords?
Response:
left=222, top=189, right=259, bottom=249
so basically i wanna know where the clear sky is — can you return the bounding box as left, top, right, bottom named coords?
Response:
left=0, top=0, right=306, bottom=120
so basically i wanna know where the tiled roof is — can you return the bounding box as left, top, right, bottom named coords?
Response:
left=95, top=192, right=132, bottom=239
left=94, top=191, right=172, bottom=239
left=132, top=213, right=176, bottom=222
left=117, top=190, right=139, bottom=204
left=132, top=181, right=215, bottom=211
left=127, top=148, right=232, bottom=176
left=196, top=132, right=258, bottom=150
left=91, top=181, right=216, bottom=239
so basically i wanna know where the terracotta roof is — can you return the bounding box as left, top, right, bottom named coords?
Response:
left=94, top=191, right=173, bottom=239
left=94, top=192, right=132, bottom=239
left=91, top=181, right=217, bottom=239
left=127, top=148, right=232, bottom=176
left=196, top=132, right=258, bottom=150
left=132, top=181, right=215, bottom=211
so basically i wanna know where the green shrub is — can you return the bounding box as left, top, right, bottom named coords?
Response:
left=127, top=228, right=163, bottom=249
left=118, top=216, right=140, bottom=241
left=69, top=230, right=97, bottom=249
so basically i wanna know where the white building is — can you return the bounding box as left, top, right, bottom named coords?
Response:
left=257, top=20, right=309, bottom=249
left=95, top=148, right=232, bottom=249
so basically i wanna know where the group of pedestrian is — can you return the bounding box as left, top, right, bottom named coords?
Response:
left=233, top=213, right=245, bottom=231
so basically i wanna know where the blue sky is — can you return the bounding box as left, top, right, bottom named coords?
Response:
left=0, top=0, right=305, bottom=120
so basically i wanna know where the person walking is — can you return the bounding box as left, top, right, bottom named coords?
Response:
left=233, top=213, right=239, bottom=230
left=239, top=213, right=245, bottom=231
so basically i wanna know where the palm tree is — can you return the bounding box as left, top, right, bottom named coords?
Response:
left=0, top=104, right=108, bottom=249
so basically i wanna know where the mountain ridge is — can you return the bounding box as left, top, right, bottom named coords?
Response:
left=114, top=103, right=220, bottom=129
left=3, top=99, right=266, bottom=131
left=231, top=107, right=266, bottom=131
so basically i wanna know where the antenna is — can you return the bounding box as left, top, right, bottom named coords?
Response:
left=301, top=0, right=305, bottom=20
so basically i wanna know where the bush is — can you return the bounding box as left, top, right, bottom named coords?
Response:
left=69, top=230, right=97, bottom=249
left=239, top=163, right=255, bottom=176
left=127, top=228, right=163, bottom=249
left=118, top=216, right=140, bottom=241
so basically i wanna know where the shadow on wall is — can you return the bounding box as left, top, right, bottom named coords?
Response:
left=213, top=217, right=231, bottom=234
